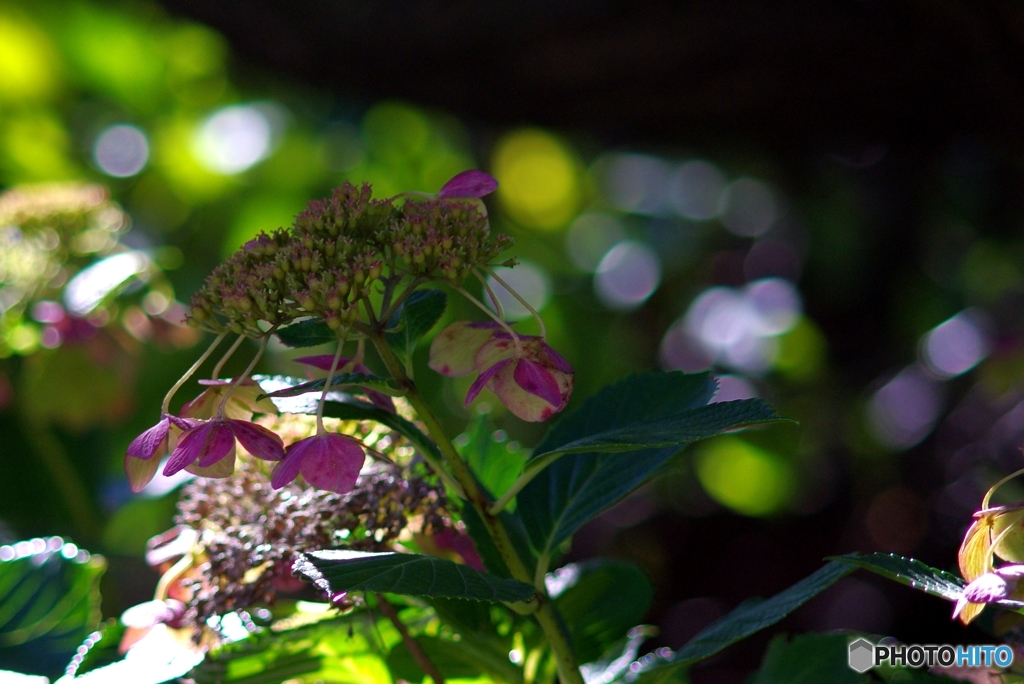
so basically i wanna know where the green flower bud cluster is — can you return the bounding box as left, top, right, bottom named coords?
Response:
left=188, top=181, right=512, bottom=334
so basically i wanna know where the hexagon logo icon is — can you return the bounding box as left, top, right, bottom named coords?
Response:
left=848, top=638, right=874, bottom=673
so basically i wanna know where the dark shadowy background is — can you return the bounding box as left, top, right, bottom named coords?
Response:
left=4, top=1, right=1024, bottom=680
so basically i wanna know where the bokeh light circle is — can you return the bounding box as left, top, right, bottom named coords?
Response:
left=93, top=124, right=149, bottom=177
left=565, top=212, right=626, bottom=272
left=594, top=240, right=661, bottom=310
left=486, top=261, right=551, bottom=320
left=922, top=310, right=989, bottom=378
left=720, top=177, right=777, bottom=237
left=669, top=160, right=726, bottom=220
left=194, top=104, right=273, bottom=174
left=492, top=129, right=580, bottom=229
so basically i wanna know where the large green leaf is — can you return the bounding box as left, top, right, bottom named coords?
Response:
left=829, top=552, right=965, bottom=602
left=548, top=559, right=653, bottom=664
left=274, top=318, right=338, bottom=348
left=0, top=538, right=106, bottom=679
left=426, top=598, right=523, bottom=683
left=459, top=414, right=528, bottom=503
left=749, top=634, right=867, bottom=684
left=293, top=551, right=536, bottom=602
left=516, top=372, right=783, bottom=557
left=253, top=375, right=442, bottom=463
left=634, top=561, right=854, bottom=679
left=386, top=288, right=447, bottom=360
left=386, top=634, right=523, bottom=683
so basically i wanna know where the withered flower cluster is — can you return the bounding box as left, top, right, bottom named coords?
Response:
left=171, top=456, right=449, bottom=627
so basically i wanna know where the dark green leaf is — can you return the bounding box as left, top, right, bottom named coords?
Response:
left=635, top=561, right=854, bottom=678
left=293, top=550, right=536, bottom=602
left=516, top=372, right=785, bottom=558
left=461, top=503, right=535, bottom=580
left=253, top=375, right=442, bottom=464
left=274, top=318, right=338, bottom=348
left=0, top=538, right=106, bottom=679
left=259, top=372, right=392, bottom=399
left=386, top=288, right=447, bottom=359
left=749, top=634, right=868, bottom=684
left=829, top=552, right=965, bottom=602
left=530, top=371, right=719, bottom=460
left=517, top=445, right=679, bottom=557
left=579, top=626, right=658, bottom=684
left=548, top=559, right=653, bottom=664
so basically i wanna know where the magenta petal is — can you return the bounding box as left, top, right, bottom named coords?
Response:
left=513, top=359, right=563, bottom=407
left=294, top=355, right=355, bottom=371
left=229, top=420, right=284, bottom=461
left=168, top=415, right=202, bottom=431
left=164, top=423, right=212, bottom=476
left=437, top=170, right=498, bottom=199
left=364, top=389, right=397, bottom=414
left=127, top=417, right=170, bottom=460
left=196, top=423, right=236, bottom=467
left=465, top=359, right=511, bottom=405
left=541, top=342, right=574, bottom=373
left=299, top=434, right=365, bottom=494
left=271, top=445, right=306, bottom=489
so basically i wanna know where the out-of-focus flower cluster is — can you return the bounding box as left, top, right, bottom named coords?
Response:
left=188, top=177, right=512, bottom=336
left=0, top=182, right=191, bottom=357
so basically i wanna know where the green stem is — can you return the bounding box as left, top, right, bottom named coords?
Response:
left=371, top=335, right=583, bottom=684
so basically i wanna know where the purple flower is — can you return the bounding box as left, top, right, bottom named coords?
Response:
left=469, top=334, right=573, bottom=422
left=954, top=564, right=1024, bottom=620
left=124, top=415, right=197, bottom=492
left=179, top=378, right=277, bottom=420
left=163, top=418, right=284, bottom=477
left=270, top=433, right=365, bottom=494
left=437, top=170, right=498, bottom=199
left=294, top=355, right=395, bottom=413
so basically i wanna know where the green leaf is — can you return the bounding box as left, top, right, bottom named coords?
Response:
left=275, top=318, right=338, bottom=348
left=253, top=375, right=443, bottom=463
left=749, top=633, right=868, bottom=684
left=386, top=634, right=517, bottom=683
left=516, top=372, right=785, bottom=558
left=635, top=561, right=854, bottom=679
left=579, top=626, right=658, bottom=684
left=458, top=414, right=528, bottom=503
left=63, top=619, right=125, bottom=678
left=829, top=552, right=965, bottom=602
left=259, top=372, right=393, bottom=399
left=293, top=551, right=536, bottom=602
left=189, top=610, right=389, bottom=684
left=386, top=288, right=447, bottom=359
left=0, top=538, right=106, bottom=679
left=426, top=598, right=524, bottom=683
left=461, top=504, right=535, bottom=580
left=548, top=559, right=653, bottom=664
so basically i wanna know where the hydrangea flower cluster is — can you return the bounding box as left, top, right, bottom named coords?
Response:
left=187, top=174, right=511, bottom=336
left=124, top=170, right=572, bottom=501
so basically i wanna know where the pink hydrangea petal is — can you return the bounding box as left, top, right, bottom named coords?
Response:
left=513, top=359, right=563, bottom=407
left=437, top=170, right=498, bottom=199
left=168, top=415, right=202, bottom=431
left=465, top=358, right=512, bottom=405
left=196, top=423, right=237, bottom=467
left=490, top=360, right=573, bottom=422
left=229, top=420, right=284, bottom=461
left=271, top=443, right=307, bottom=489
left=429, top=321, right=502, bottom=377
left=541, top=342, right=574, bottom=373
left=186, top=448, right=236, bottom=477
left=164, top=423, right=213, bottom=476
left=125, top=452, right=161, bottom=493
left=126, top=417, right=171, bottom=460
left=364, top=389, right=397, bottom=414
left=299, top=434, right=365, bottom=494
left=432, top=529, right=485, bottom=572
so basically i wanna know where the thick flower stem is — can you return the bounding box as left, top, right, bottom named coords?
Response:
left=371, top=334, right=583, bottom=684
